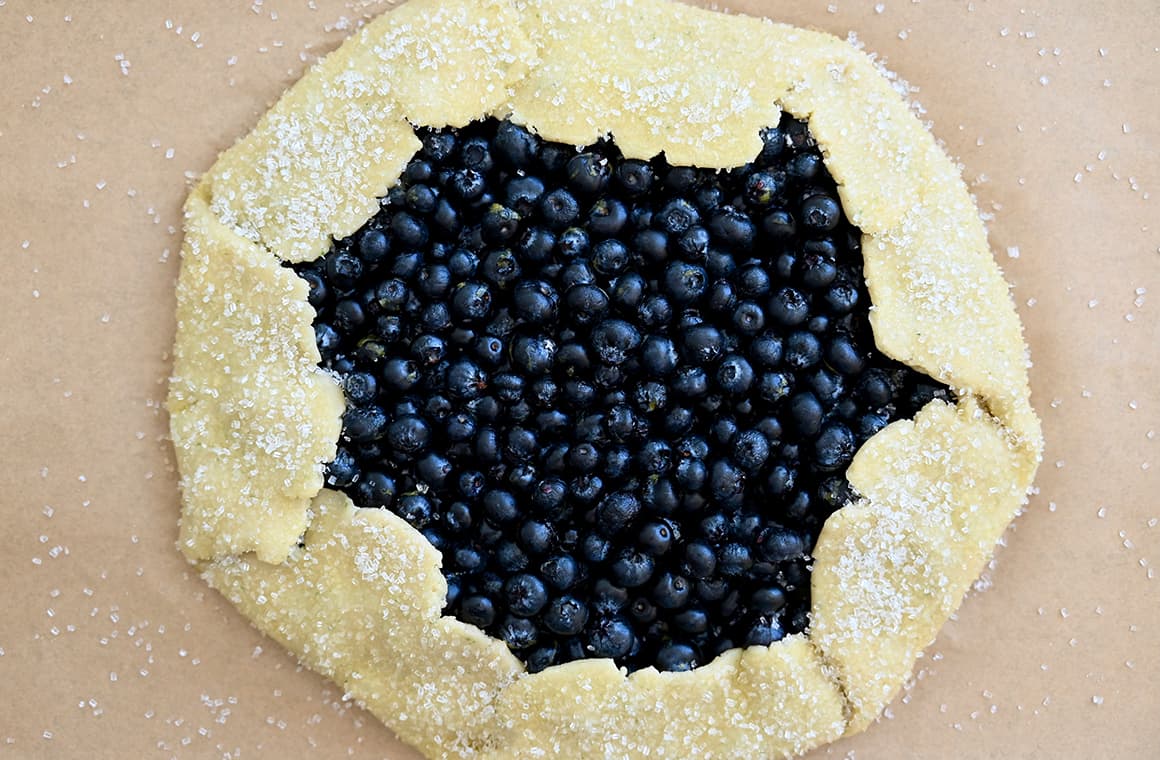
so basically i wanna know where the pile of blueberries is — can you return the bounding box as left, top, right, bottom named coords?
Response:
left=293, top=115, right=949, bottom=673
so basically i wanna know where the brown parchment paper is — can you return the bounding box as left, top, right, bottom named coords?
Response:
left=2, top=1, right=1157, bottom=757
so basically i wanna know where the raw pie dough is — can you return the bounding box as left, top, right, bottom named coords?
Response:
left=168, top=0, right=1044, bottom=756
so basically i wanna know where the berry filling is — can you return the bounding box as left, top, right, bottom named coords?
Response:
left=292, top=115, right=950, bottom=674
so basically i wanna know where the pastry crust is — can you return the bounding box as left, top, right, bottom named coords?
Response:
left=169, top=0, right=1044, bottom=756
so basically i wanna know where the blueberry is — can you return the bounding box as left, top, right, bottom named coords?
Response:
left=825, top=280, right=863, bottom=313
left=672, top=608, right=709, bottom=635
left=356, top=229, right=390, bottom=264
left=459, top=595, right=496, bottom=627
left=681, top=324, right=724, bottom=364
left=386, top=415, right=431, bottom=456
left=591, top=239, right=629, bottom=276
left=343, top=372, right=378, bottom=405
left=641, top=477, right=679, bottom=515
left=410, top=333, right=447, bottom=365
left=711, top=417, right=738, bottom=446
left=539, top=188, right=580, bottom=230
left=815, top=423, right=856, bottom=471
left=709, top=459, right=745, bottom=509
left=732, top=301, right=765, bottom=334
left=859, top=410, right=890, bottom=439
left=768, top=286, right=810, bottom=326
left=656, top=198, right=700, bottom=235
left=675, top=457, right=708, bottom=491
left=566, top=153, right=611, bottom=195
left=765, top=463, right=797, bottom=497
left=788, top=152, right=822, bottom=181
left=629, top=597, right=657, bottom=625
left=588, top=198, right=628, bottom=237
left=585, top=617, right=635, bottom=659
left=809, top=368, right=845, bottom=408
left=544, top=596, right=589, bottom=636
left=498, top=615, right=538, bottom=650
left=610, top=549, right=655, bottom=588
left=420, top=130, right=456, bottom=162
left=637, top=440, right=673, bottom=474
left=561, top=285, right=608, bottom=329
left=707, top=207, right=756, bottom=249
left=480, top=248, right=522, bottom=289
left=432, top=197, right=460, bottom=232
left=494, top=120, right=540, bottom=167
left=615, top=160, right=654, bottom=194
left=826, top=333, right=865, bottom=375
left=353, top=471, right=395, bottom=507
left=717, top=542, right=753, bottom=576
left=663, top=261, right=708, bottom=304
left=446, top=359, right=487, bottom=400
left=458, top=135, right=494, bottom=172
left=417, top=452, right=452, bottom=488
left=390, top=211, right=428, bottom=248
left=451, top=281, right=493, bottom=321
left=788, top=392, right=824, bottom=437
left=744, top=171, right=785, bottom=207
left=502, top=175, right=545, bottom=215
left=481, top=488, right=518, bottom=523
left=396, top=493, right=434, bottom=528
left=525, top=644, right=558, bottom=673
left=510, top=336, right=559, bottom=378
left=581, top=532, right=612, bottom=564
left=762, top=209, right=796, bottom=240
left=673, top=366, right=710, bottom=398
left=596, top=492, right=640, bottom=535
left=651, top=572, right=690, bottom=609
left=590, top=319, right=641, bottom=365
left=676, top=226, right=711, bottom=259
left=732, top=430, right=770, bottom=472
left=785, top=330, right=822, bottom=370
left=637, top=295, right=673, bottom=328
left=557, top=227, right=590, bottom=259
left=504, top=573, right=549, bottom=617
left=638, top=521, right=674, bottom=555
left=481, top=204, right=522, bottom=243
left=633, top=229, right=668, bottom=262
left=745, top=617, right=785, bottom=646
left=752, top=373, right=789, bottom=405
left=799, top=251, right=837, bottom=289
left=541, top=555, right=580, bottom=590
left=716, top=354, right=755, bottom=395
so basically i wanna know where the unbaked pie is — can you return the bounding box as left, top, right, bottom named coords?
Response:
left=169, top=0, right=1043, bottom=757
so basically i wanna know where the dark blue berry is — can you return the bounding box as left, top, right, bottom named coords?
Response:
left=615, top=160, right=654, bottom=194
left=498, top=615, right=538, bottom=650
left=566, top=152, right=610, bottom=195
left=539, top=188, right=580, bottom=230
left=716, top=354, right=755, bottom=395
left=610, top=549, right=655, bottom=588
left=585, top=617, right=635, bottom=658
left=651, top=572, right=690, bottom=609
left=541, top=555, right=579, bottom=590
left=655, top=198, right=700, bottom=235
left=460, top=595, right=496, bottom=627
left=544, top=595, right=589, bottom=636
left=494, top=121, right=540, bottom=167
left=709, top=459, right=745, bottom=509
left=663, top=261, right=708, bottom=303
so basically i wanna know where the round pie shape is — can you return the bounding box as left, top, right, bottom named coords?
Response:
left=168, top=0, right=1044, bottom=757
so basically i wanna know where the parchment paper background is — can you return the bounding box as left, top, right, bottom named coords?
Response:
left=2, top=1, right=1157, bottom=757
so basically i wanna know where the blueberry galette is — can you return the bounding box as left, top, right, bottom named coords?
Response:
left=169, top=0, right=1043, bottom=757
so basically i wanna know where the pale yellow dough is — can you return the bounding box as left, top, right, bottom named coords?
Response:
left=169, top=0, right=1043, bottom=756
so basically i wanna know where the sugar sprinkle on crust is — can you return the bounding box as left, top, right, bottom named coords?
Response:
left=169, top=0, right=1043, bottom=756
